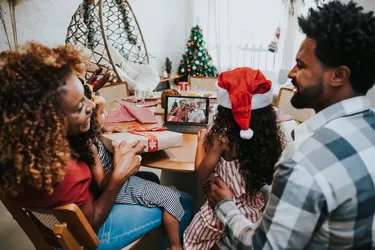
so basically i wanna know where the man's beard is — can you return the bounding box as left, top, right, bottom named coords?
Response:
left=290, top=78, right=324, bottom=109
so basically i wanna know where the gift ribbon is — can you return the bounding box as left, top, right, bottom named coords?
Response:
left=127, top=125, right=167, bottom=152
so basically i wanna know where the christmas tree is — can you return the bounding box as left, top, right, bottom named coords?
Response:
left=178, top=25, right=217, bottom=80
left=170, top=100, right=178, bottom=114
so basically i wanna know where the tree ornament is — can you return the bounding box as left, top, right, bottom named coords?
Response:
left=190, top=42, right=194, bottom=46
left=192, top=65, right=197, bottom=70
left=194, top=36, right=197, bottom=40
left=198, top=52, right=202, bottom=56
left=181, top=61, right=184, bottom=65
left=188, top=68, right=191, bottom=72
left=187, top=64, right=191, bottom=68
left=209, top=56, right=212, bottom=60
left=196, top=43, right=200, bottom=47
left=189, top=51, right=192, bottom=55
left=204, top=65, right=208, bottom=69
left=199, top=47, right=203, bottom=51
left=195, top=60, right=200, bottom=65
left=181, top=68, right=185, bottom=73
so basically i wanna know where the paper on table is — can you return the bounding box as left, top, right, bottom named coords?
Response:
left=105, top=105, right=136, bottom=123
left=123, top=104, right=158, bottom=124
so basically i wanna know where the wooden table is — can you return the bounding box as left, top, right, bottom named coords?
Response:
left=107, top=105, right=197, bottom=173
left=159, top=74, right=183, bottom=83
left=156, top=74, right=183, bottom=91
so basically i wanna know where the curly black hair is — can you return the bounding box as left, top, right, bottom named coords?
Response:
left=0, top=43, right=85, bottom=196
left=205, top=105, right=285, bottom=195
left=67, top=85, right=101, bottom=168
left=298, top=1, right=375, bottom=94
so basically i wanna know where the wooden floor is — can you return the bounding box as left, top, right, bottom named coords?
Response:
left=0, top=202, right=34, bottom=249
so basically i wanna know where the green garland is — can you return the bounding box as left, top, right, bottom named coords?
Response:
left=82, top=0, right=95, bottom=49
left=286, top=0, right=326, bottom=16
left=116, top=0, right=137, bottom=45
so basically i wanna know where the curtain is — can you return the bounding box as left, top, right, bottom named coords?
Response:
left=186, top=0, right=286, bottom=72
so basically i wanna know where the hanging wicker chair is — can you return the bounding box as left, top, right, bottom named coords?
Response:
left=65, top=0, right=150, bottom=89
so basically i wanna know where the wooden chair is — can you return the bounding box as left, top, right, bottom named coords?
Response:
left=98, top=82, right=129, bottom=103
left=275, top=87, right=315, bottom=123
left=1, top=195, right=141, bottom=250
left=188, top=76, right=218, bottom=92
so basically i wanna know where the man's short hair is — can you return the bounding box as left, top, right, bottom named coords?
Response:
left=299, top=1, right=375, bottom=93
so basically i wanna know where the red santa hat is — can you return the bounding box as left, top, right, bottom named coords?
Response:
left=216, top=67, right=273, bottom=139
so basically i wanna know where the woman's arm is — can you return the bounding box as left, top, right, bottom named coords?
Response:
left=80, top=140, right=145, bottom=232
left=195, top=130, right=225, bottom=181
left=90, top=144, right=113, bottom=192
left=170, top=108, right=178, bottom=116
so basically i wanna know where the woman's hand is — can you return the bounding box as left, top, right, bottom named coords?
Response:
left=111, top=140, right=146, bottom=183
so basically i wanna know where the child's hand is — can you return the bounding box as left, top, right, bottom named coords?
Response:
left=208, top=176, right=234, bottom=207
left=197, top=128, right=207, bottom=145
left=103, top=124, right=123, bottom=133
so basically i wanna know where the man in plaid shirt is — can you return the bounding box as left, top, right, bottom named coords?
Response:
left=208, top=1, right=375, bottom=249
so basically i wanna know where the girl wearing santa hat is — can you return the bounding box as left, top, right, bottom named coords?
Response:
left=183, top=67, right=285, bottom=250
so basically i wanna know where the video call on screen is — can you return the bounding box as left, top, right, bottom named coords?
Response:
left=166, top=97, right=208, bottom=124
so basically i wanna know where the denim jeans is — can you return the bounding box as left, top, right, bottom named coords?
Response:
left=96, top=192, right=194, bottom=250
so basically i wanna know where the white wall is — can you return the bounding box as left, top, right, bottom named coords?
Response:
left=0, top=0, right=189, bottom=74
left=130, top=0, right=189, bottom=73
left=0, top=0, right=81, bottom=51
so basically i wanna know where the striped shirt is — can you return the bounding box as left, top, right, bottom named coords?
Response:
left=96, top=140, right=185, bottom=221
left=215, top=96, right=375, bottom=249
left=184, top=158, right=264, bottom=250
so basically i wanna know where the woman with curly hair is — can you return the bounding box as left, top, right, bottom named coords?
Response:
left=183, top=68, right=284, bottom=250
left=0, top=42, right=193, bottom=249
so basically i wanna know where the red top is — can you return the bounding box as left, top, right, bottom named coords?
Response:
left=12, top=160, right=92, bottom=208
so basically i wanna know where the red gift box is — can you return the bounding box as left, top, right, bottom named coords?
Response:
left=178, top=82, right=188, bottom=91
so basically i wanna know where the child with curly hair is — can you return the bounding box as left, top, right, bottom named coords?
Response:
left=81, top=85, right=190, bottom=250
left=183, top=68, right=285, bottom=250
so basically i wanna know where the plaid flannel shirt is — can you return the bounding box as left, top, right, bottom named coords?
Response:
left=215, top=96, right=375, bottom=249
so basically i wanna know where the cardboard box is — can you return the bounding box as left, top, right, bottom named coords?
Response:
left=101, top=130, right=183, bottom=153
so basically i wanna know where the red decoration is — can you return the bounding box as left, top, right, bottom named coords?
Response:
left=204, top=65, right=208, bottom=69
left=209, top=56, right=212, bottom=60
left=188, top=68, right=191, bottom=72
left=181, top=61, right=184, bottom=65
left=187, top=64, right=191, bottom=68
left=196, top=43, right=200, bottom=47
left=190, top=42, right=194, bottom=46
